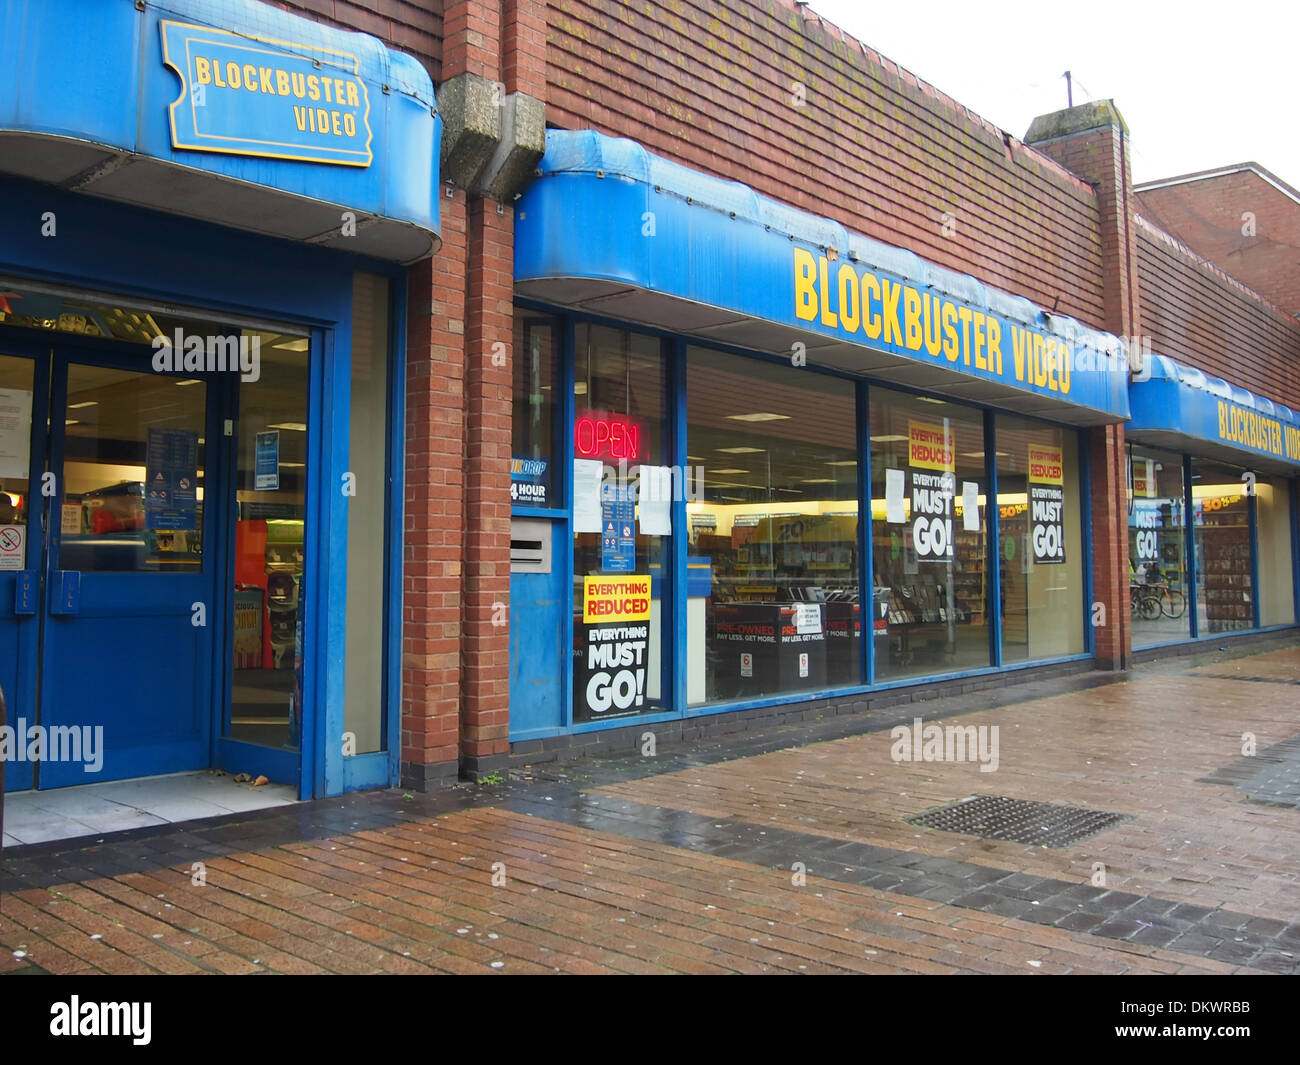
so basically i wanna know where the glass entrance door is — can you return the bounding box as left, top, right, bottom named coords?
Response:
left=220, top=337, right=310, bottom=782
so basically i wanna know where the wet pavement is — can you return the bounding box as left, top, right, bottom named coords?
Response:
left=2, top=639, right=1299, bottom=974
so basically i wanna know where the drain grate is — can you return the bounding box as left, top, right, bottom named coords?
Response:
left=906, top=794, right=1130, bottom=848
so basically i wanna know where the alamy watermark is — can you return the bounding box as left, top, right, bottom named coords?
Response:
left=890, top=716, right=999, bottom=772
left=0, top=718, right=104, bottom=773
left=151, top=328, right=261, bottom=382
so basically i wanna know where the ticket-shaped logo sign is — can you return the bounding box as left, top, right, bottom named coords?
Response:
left=583, top=576, right=651, bottom=624
left=908, top=420, right=953, bottom=471
left=161, top=20, right=373, bottom=167
left=1028, top=444, right=1064, bottom=484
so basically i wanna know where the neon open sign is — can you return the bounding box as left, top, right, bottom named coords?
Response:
left=575, top=412, right=641, bottom=462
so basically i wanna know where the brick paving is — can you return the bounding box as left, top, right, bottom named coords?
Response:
left=1, top=639, right=1298, bottom=975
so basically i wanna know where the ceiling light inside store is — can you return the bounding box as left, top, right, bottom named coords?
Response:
left=267, top=422, right=307, bottom=431
left=271, top=337, right=310, bottom=351
left=574, top=382, right=588, bottom=395
left=869, top=435, right=907, bottom=443
left=711, top=468, right=749, bottom=474
left=175, top=379, right=202, bottom=387
left=68, top=401, right=98, bottom=409
left=826, top=460, right=857, bottom=467
left=726, top=412, right=790, bottom=422
left=800, top=478, right=834, bottom=484
left=716, top=446, right=764, bottom=454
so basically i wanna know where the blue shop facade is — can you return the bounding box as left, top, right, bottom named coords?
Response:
left=506, top=131, right=1300, bottom=743
left=0, top=0, right=439, bottom=796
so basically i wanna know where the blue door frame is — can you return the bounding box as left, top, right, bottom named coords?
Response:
left=0, top=174, right=407, bottom=798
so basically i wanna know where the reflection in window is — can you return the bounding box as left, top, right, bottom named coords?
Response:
left=1127, top=446, right=1191, bottom=645
left=871, top=388, right=988, bottom=681
left=1192, top=458, right=1252, bottom=634
left=571, top=325, right=668, bottom=723
left=996, top=416, right=1085, bottom=661
left=687, top=347, right=860, bottom=703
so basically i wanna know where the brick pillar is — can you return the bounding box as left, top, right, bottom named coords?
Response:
left=1027, top=101, right=1140, bottom=670
left=460, top=199, right=515, bottom=777
left=401, top=194, right=468, bottom=789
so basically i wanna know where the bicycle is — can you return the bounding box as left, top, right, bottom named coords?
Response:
left=1131, top=581, right=1186, bottom=620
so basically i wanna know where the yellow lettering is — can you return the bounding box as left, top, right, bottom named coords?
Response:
left=331, top=110, right=343, bottom=136
left=987, top=318, right=1003, bottom=375
left=195, top=56, right=211, bottom=85
left=277, top=69, right=291, bottom=96
left=243, top=64, right=258, bottom=93
left=819, top=257, right=838, bottom=328
left=903, top=286, right=922, bottom=350
left=322, top=77, right=334, bottom=103
left=921, top=294, right=942, bottom=357
left=1032, top=334, right=1047, bottom=387
left=308, top=74, right=320, bottom=102
left=973, top=311, right=987, bottom=370
left=881, top=279, right=903, bottom=347
left=956, top=307, right=973, bottom=366
left=793, top=249, right=817, bottom=322
left=862, top=274, right=882, bottom=339
left=291, top=72, right=306, bottom=98
left=213, top=59, right=228, bottom=88
left=941, top=300, right=958, bottom=362
left=346, top=82, right=360, bottom=108
left=225, top=61, right=242, bottom=90
left=259, top=67, right=274, bottom=93
left=837, top=264, right=860, bottom=334
left=344, top=112, right=357, bottom=137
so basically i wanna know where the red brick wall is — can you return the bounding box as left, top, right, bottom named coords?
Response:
left=271, top=0, right=444, bottom=80
left=1137, top=171, right=1300, bottom=318
left=545, top=0, right=1107, bottom=330
left=1137, top=217, right=1300, bottom=409
left=401, top=194, right=468, bottom=784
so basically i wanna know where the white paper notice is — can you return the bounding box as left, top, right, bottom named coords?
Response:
left=962, top=481, right=980, bottom=531
left=794, top=603, right=822, bottom=634
left=0, top=388, right=32, bottom=479
left=885, top=468, right=905, bottom=523
left=573, top=459, right=604, bottom=533
left=638, top=465, right=673, bottom=536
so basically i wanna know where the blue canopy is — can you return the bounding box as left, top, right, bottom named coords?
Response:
left=1129, top=355, right=1300, bottom=472
left=0, top=0, right=440, bottom=261
left=516, top=131, right=1131, bottom=425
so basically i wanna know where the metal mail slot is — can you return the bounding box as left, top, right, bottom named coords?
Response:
left=510, top=518, right=552, bottom=573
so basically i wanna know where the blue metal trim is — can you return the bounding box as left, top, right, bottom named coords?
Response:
left=1248, top=482, right=1261, bottom=630
left=1291, top=477, right=1300, bottom=625
left=319, top=314, right=352, bottom=798
left=383, top=274, right=408, bottom=788
left=1079, top=428, right=1095, bottom=656
left=1183, top=453, right=1198, bottom=640
left=560, top=313, right=577, bottom=730
left=510, top=504, right=560, bottom=519
left=342, top=750, right=391, bottom=791
left=670, top=336, right=689, bottom=713
left=985, top=410, right=1002, bottom=668
left=858, top=380, right=873, bottom=686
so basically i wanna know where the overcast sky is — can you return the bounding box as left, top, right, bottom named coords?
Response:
left=807, top=0, right=1297, bottom=188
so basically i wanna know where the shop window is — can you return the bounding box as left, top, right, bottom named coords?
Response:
left=343, top=273, right=391, bottom=753
left=572, top=325, right=668, bottom=723
left=512, top=315, right=559, bottom=508
left=1257, top=475, right=1296, bottom=627
left=995, top=417, right=1085, bottom=661
left=870, top=388, right=988, bottom=681
left=1192, top=458, right=1253, bottom=634
left=1127, top=446, right=1191, bottom=646
left=686, top=348, right=860, bottom=704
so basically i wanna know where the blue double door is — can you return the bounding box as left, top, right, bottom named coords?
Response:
left=0, top=332, right=227, bottom=791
